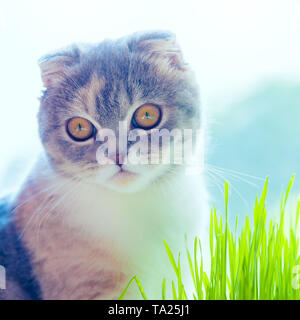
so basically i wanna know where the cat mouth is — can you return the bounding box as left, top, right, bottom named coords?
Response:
left=109, top=169, right=138, bottom=185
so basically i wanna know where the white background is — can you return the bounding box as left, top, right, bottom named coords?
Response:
left=0, top=0, right=300, bottom=189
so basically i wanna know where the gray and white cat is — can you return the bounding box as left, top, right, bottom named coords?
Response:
left=0, top=31, right=208, bottom=300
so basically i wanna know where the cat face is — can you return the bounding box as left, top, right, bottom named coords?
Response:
left=38, top=31, right=201, bottom=193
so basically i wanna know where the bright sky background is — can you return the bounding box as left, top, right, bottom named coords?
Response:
left=0, top=0, right=300, bottom=186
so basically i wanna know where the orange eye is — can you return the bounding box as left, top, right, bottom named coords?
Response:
left=132, top=104, right=161, bottom=129
left=67, top=117, right=95, bottom=141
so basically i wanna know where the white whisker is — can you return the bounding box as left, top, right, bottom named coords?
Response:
left=208, top=166, right=260, bottom=189
left=35, top=180, right=79, bottom=246
left=208, top=168, right=250, bottom=210
left=207, top=164, right=265, bottom=181
left=18, top=178, right=73, bottom=240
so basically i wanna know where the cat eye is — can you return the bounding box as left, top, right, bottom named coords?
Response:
left=66, top=117, right=95, bottom=141
left=132, top=104, right=161, bottom=129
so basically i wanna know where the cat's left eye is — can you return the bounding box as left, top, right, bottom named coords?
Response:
left=66, top=117, right=95, bottom=141
left=132, top=104, right=161, bottom=129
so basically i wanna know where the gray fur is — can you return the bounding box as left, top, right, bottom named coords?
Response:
left=0, top=31, right=205, bottom=300
left=38, top=30, right=201, bottom=175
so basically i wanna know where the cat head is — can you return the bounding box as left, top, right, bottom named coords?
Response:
left=38, top=31, right=202, bottom=193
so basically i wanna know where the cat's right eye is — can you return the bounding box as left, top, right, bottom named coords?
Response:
left=66, top=117, right=95, bottom=142
left=132, top=104, right=161, bottom=129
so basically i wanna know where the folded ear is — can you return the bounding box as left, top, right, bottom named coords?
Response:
left=38, top=45, right=80, bottom=87
left=129, top=31, right=188, bottom=71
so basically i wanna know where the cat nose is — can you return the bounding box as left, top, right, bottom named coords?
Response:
left=115, top=153, right=120, bottom=165
left=114, top=153, right=126, bottom=166
left=107, top=151, right=126, bottom=166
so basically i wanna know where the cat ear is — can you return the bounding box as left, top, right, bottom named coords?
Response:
left=131, top=31, right=188, bottom=71
left=38, top=45, right=80, bottom=88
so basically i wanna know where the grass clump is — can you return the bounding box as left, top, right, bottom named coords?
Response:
left=120, top=175, right=300, bottom=300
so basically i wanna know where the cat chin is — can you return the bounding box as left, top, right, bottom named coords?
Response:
left=103, top=183, right=146, bottom=194
left=100, top=173, right=155, bottom=194
left=105, top=171, right=145, bottom=194
left=90, top=164, right=170, bottom=194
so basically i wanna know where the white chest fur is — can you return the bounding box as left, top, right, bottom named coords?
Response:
left=15, top=166, right=208, bottom=299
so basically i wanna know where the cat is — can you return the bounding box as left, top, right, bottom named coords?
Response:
left=0, top=31, right=208, bottom=300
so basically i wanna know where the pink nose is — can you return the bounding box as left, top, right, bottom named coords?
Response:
left=115, top=153, right=127, bottom=166
left=108, top=152, right=126, bottom=165
left=115, top=153, right=120, bottom=165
